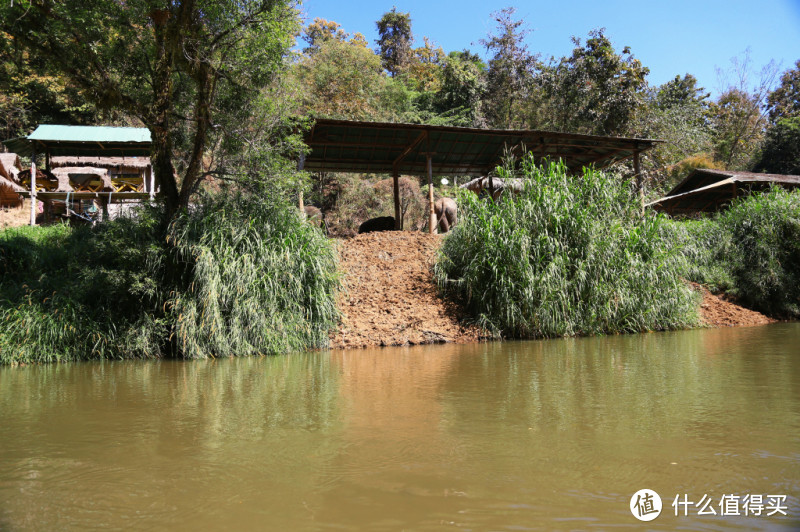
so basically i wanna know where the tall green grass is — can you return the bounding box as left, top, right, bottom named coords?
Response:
left=670, top=187, right=800, bottom=318
left=166, top=193, right=340, bottom=358
left=434, top=158, right=699, bottom=338
left=0, top=193, right=340, bottom=365
left=0, top=212, right=168, bottom=364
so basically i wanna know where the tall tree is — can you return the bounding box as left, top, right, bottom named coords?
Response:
left=375, top=7, right=413, bottom=78
left=766, top=59, right=800, bottom=123
left=538, top=29, right=648, bottom=136
left=302, top=18, right=349, bottom=54
left=709, top=51, right=779, bottom=169
left=0, top=0, right=298, bottom=220
left=753, top=116, right=800, bottom=175
left=480, top=7, right=537, bottom=129
left=435, top=50, right=487, bottom=126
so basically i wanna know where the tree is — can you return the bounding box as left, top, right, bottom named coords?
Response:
left=766, top=60, right=800, bottom=123
left=0, top=31, right=111, bottom=142
left=435, top=50, right=487, bottom=126
left=634, top=74, right=713, bottom=192
left=302, top=18, right=349, bottom=54
left=0, top=0, right=299, bottom=220
left=295, top=38, right=393, bottom=121
left=753, top=117, right=800, bottom=175
left=375, top=7, right=413, bottom=77
left=538, top=29, right=648, bottom=136
left=403, top=37, right=446, bottom=92
left=480, top=7, right=537, bottom=129
left=709, top=52, right=779, bottom=169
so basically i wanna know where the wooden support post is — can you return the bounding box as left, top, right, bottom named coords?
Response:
left=29, top=150, right=37, bottom=226
left=633, top=150, right=643, bottom=215
left=101, top=195, right=110, bottom=221
left=427, top=155, right=436, bottom=234
left=392, top=172, right=401, bottom=230
left=297, top=153, right=306, bottom=217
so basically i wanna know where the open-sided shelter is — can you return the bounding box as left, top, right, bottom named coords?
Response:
left=647, top=168, right=800, bottom=216
left=302, top=119, right=660, bottom=231
left=3, top=125, right=154, bottom=224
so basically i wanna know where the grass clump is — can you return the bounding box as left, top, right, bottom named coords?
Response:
left=719, top=188, right=800, bottom=318
left=434, top=157, right=699, bottom=338
left=665, top=187, right=800, bottom=319
left=166, top=193, right=340, bottom=358
left=0, top=193, right=340, bottom=365
left=0, top=212, right=167, bottom=364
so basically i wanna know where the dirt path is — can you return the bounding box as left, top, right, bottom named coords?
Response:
left=330, top=232, right=484, bottom=349
left=329, top=233, right=774, bottom=349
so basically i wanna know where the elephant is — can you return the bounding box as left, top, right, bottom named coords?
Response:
left=434, top=197, right=457, bottom=233
left=303, top=205, right=323, bottom=227
left=358, top=216, right=396, bottom=234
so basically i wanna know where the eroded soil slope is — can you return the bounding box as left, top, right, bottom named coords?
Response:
left=330, top=233, right=774, bottom=349
left=330, top=232, right=483, bottom=349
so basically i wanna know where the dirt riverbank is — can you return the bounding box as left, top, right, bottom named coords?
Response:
left=330, top=232, right=774, bottom=349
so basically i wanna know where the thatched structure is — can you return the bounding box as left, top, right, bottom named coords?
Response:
left=648, top=169, right=800, bottom=215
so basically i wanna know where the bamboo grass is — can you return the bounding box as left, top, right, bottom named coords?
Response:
left=434, top=158, right=699, bottom=338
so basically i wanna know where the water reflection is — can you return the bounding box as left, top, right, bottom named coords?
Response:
left=1, top=324, right=798, bottom=530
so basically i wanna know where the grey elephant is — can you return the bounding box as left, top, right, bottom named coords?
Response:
left=434, top=197, right=457, bottom=233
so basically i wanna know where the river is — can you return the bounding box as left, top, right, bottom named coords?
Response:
left=1, top=323, right=798, bottom=530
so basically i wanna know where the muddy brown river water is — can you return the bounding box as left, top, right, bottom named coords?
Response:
left=1, top=323, right=799, bottom=530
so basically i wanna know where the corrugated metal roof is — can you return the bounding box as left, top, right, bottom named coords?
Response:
left=28, top=125, right=151, bottom=143
left=303, top=119, right=660, bottom=177
left=3, top=125, right=151, bottom=157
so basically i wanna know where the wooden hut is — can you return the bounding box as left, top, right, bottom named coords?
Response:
left=3, top=125, right=154, bottom=224
left=0, top=153, right=24, bottom=208
left=648, top=169, right=800, bottom=216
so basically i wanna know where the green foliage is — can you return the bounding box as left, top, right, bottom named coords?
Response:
left=767, top=59, right=800, bottom=123
left=753, top=116, right=800, bottom=175
left=716, top=188, right=800, bottom=318
left=480, top=8, right=537, bottom=129
left=375, top=7, right=413, bottom=77
left=660, top=217, right=733, bottom=292
left=166, top=193, right=340, bottom=358
left=435, top=158, right=698, bottom=338
left=537, top=29, right=649, bottom=136
left=667, top=188, right=800, bottom=319
left=0, top=195, right=341, bottom=365
left=0, top=0, right=301, bottom=218
left=295, top=38, right=393, bottom=120
left=0, top=211, right=168, bottom=364
left=709, top=88, right=767, bottom=170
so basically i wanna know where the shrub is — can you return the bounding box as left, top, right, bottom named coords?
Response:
left=0, top=193, right=341, bottom=364
left=166, top=192, right=340, bottom=358
left=0, top=210, right=168, bottom=364
left=434, top=157, right=699, bottom=338
left=718, top=188, right=800, bottom=317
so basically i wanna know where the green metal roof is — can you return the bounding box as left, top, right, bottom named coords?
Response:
left=303, top=119, right=661, bottom=176
left=4, top=125, right=151, bottom=157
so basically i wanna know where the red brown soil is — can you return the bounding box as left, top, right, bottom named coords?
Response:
left=691, top=282, right=775, bottom=327
left=330, top=231, right=484, bottom=349
left=329, top=233, right=774, bottom=349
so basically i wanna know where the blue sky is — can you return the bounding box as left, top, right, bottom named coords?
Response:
left=298, top=0, right=800, bottom=97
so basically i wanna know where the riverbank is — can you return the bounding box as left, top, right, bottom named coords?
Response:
left=331, top=232, right=774, bottom=349
left=330, top=232, right=484, bottom=348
